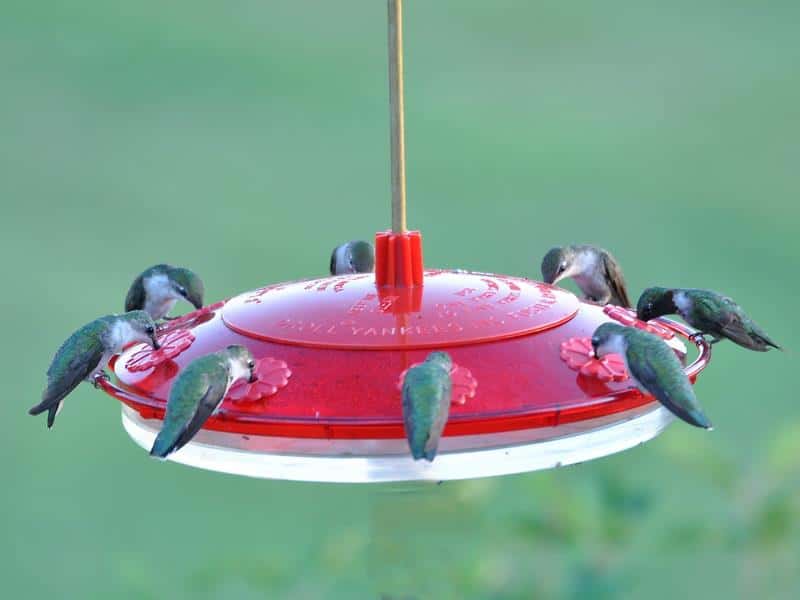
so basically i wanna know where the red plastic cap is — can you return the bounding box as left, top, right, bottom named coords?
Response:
left=375, top=230, right=423, bottom=287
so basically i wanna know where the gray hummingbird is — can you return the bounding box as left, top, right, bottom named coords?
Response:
left=125, top=264, right=205, bottom=321
left=330, top=240, right=375, bottom=275
left=401, top=351, right=453, bottom=462
left=29, top=310, right=159, bottom=428
left=637, top=287, right=780, bottom=351
left=150, top=345, right=256, bottom=459
left=541, top=245, right=631, bottom=307
left=592, top=322, right=712, bottom=430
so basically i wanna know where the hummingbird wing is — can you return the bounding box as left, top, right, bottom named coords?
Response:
left=150, top=359, right=228, bottom=458
left=601, top=252, right=631, bottom=308
left=625, top=334, right=712, bottom=429
left=124, top=273, right=146, bottom=312
left=30, top=324, right=106, bottom=427
left=692, top=293, right=780, bottom=351
left=402, top=364, right=452, bottom=461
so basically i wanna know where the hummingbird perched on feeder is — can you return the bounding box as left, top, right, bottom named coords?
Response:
left=401, top=351, right=453, bottom=462
left=541, top=245, right=631, bottom=307
left=592, top=322, right=713, bottom=430
left=637, top=287, right=780, bottom=352
left=125, top=264, right=205, bottom=321
left=329, top=240, right=375, bottom=275
left=150, top=345, right=256, bottom=459
left=29, top=311, right=160, bottom=428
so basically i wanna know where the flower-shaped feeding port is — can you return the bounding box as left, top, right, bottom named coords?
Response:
left=125, top=329, right=195, bottom=373
left=158, top=301, right=226, bottom=333
left=227, top=357, right=292, bottom=403
left=603, top=305, right=674, bottom=340
left=397, top=362, right=478, bottom=405
left=560, top=337, right=628, bottom=383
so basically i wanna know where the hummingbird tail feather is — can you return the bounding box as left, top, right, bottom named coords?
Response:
left=149, top=434, right=176, bottom=459
left=46, top=403, right=61, bottom=429
left=28, top=394, right=58, bottom=416
left=30, top=382, right=73, bottom=428
left=660, top=397, right=713, bottom=430
left=409, top=443, right=425, bottom=461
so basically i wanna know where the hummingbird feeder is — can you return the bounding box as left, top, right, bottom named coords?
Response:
left=98, top=1, right=712, bottom=482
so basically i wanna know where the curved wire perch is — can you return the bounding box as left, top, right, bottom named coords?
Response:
left=654, top=316, right=712, bottom=381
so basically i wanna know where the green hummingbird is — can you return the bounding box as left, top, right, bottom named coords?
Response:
left=401, top=351, right=453, bottom=462
left=30, top=311, right=159, bottom=428
left=637, top=287, right=780, bottom=351
left=150, top=345, right=256, bottom=459
left=592, top=322, right=712, bottom=430
left=329, top=240, right=375, bottom=275
left=541, top=245, right=631, bottom=307
left=125, top=264, right=205, bottom=320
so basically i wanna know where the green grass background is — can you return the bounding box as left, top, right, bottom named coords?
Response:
left=2, top=1, right=798, bottom=598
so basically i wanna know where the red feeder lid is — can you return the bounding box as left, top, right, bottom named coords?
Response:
left=101, top=232, right=711, bottom=452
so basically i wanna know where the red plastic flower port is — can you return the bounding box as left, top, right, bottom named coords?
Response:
left=560, top=337, right=628, bottom=383
left=227, top=357, right=292, bottom=403
left=603, top=305, right=674, bottom=340
left=397, top=361, right=478, bottom=406
left=125, top=329, right=196, bottom=373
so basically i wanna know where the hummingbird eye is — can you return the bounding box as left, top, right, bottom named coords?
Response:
left=178, top=286, right=187, bottom=297
left=145, top=326, right=155, bottom=335
left=248, top=360, right=255, bottom=369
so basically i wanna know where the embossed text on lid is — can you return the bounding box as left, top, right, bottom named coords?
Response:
left=221, top=270, right=580, bottom=349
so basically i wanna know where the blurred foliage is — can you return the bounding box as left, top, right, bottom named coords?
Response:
left=2, top=1, right=798, bottom=598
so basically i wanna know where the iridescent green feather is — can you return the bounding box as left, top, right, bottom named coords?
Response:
left=150, top=353, right=228, bottom=458
left=30, top=317, right=110, bottom=427
left=685, top=289, right=779, bottom=351
left=402, top=356, right=452, bottom=461
left=623, top=328, right=712, bottom=430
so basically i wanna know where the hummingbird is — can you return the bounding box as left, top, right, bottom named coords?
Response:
left=592, top=322, right=713, bottom=430
left=329, top=240, right=375, bottom=275
left=541, top=245, right=631, bottom=307
left=637, top=287, right=780, bottom=351
left=29, top=311, right=160, bottom=428
left=401, top=351, right=453, bottom=462
left=125, top=264, right=205, bottom=321
left=150, top=345, right=256, bottom=459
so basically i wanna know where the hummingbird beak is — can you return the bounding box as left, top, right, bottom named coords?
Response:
left=190, top=297, right=203, bottom=310
left=151, top=335, right=161, bottom=350
left=248, top=369, right=257, bottom=384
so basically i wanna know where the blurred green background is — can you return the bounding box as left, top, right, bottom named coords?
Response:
left=2, top=1, right=798, bottom=598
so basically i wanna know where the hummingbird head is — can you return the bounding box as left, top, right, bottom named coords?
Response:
left=636, top=287, right=675, bottom=322
left=591, top=322, right=627, bottom=358
left=330, top=241, right=375, bottom=275
left=168, top=267, right=205, bottom=310
left=426, top=351, right=453, bottom=372
left=540, top=246, right=576, bottom=285
left=348, top=241, right=375, bottom=274
left=124, top=310, right=160, bottom=349
left=225, top=345, right=257, bottom=383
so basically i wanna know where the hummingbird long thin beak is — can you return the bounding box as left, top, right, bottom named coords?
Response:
left=248, top=371, right=257, bottom=384
left=151, top=336, right=161, bottom=350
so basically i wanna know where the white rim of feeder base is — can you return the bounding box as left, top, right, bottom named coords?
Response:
left=121, top=404, right=674, bottom=483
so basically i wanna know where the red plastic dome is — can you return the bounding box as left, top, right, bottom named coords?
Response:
left=98, top=231, right=712, bottom=482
